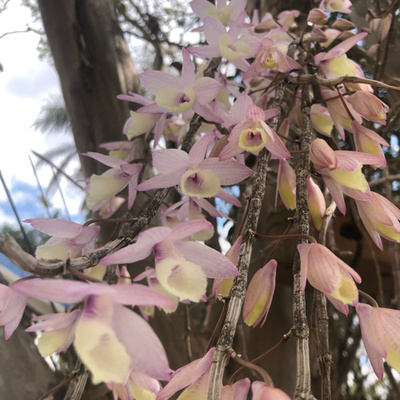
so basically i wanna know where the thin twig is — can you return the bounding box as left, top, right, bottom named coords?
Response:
left=288, top=74, right=400, bottom=91
left=226, top=346, right=273, bottom=386
left=228, top=330, right=292, bottom=384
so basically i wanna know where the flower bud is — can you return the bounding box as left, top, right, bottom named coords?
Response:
left=307, top=9, right=328, bottom=25
left=243, top=260, right=277, bottom=327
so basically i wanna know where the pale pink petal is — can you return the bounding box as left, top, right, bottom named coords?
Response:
left=322, top=176, right=346, bottom=214
left=356, top=303, right=386, bottom=380
left=136, top=173, right=182, bottom=191
left=156, top=347, right=215, bottom=400
left=112, top=303, right=171, bottom=380
left=188, top=44, right=221, bottom=59
left=203, top=16, right=227, bottom=45
left=168, top=220, right=213, bottom=242
left=325, top=294, right=349, bottom=315
left=24, top=218, right=82, bottom=239
left=101, top=227, right=171, bottom=265
left=139, top=70, right=181, bottom=94
left=137, top=103, right=170, bottom=114
left=73, top=225, right=101, bottom=245
left=111, top=284, right=175, bottom=310
left=193, top=78, right=222, bottom=104
left=193, top=102, right=225, bottom=123
left=193, top=197, right=229, bottom=218
left=181, top=48, right=196, bottom=86
left=14, top=279, right=111, bottom=304
left=297, top=243, right=310, bottom=293
left=260, top=120, right=292, bottom=159
left=200, top=158, right=253, bottom=184
left=189, top=132, right=216, bottom=164
left=324, top=32, right=368, bottom=60
left=215, top=188, right=242, bottom=206
left=153, top=149, right=190, bottom=173
left=174, top=241, right=239, bottom=278
left=218, top=136, right=242, bottom=160
left=228, top=93, right=253, bottom=126
left=83, top=152, right=124, bottom=168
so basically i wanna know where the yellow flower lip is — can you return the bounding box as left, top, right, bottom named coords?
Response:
left=180, top=169, right=221, bottom=198
left=155, top=86, right=195, bottom=113
left=238, top=128, right=267, bottom=152
left=264, top=53, right=277, bottom=69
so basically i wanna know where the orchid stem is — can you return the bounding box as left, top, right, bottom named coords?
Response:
left=227, top=346, right=273, bottom=386
left=358, top=290, right=379, bottom=308
left=228, top=330, right=291, bottom=385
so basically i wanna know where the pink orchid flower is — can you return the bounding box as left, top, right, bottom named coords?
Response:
left=243, top=259, right=277, bottom=327
left=118, top=92, right=167, bottom=148
left=319, top=0, right=353, bottom=14
left=252, top=381, right=291, bottom=400
left=276, top=159, right=296, bottom=210
left=11, top=279, right=174, bottom=384
left=188, top=14, right=260, bottom=72
left=297, top=243, right=361, bottom=313
left=26, top=309, right=82, bottom=357
left=101, top=220, right=239, bottom=303
left=219, top=94, right=291, bottom=161
left=137, top=132, right=253, bottom=206
left=243, top=37, right=301, bottom=79
left=356, top=303, right=400, bottom=380
left=83, top=152, right=142, bottom=210
left=307, top=9, right=328, bottom=25
left=161, top=196, right=229, bottom=241
left=347, top=91, right=389, bottom=125
left=351, top=121, right=388, bottom=169
left=156, top=347, right=215, bottom=400
left=355, top=192, right=400, bottom=250
left=322, top=88, right=362, bottom=141
left=100, top=140, right=137, bottom=161
left=24, top=218, right=100, bottom=261
left=189, top=0, right=246, bottom=26
left=137, top=49, right=223, bottom=123
left=310, top=138, right=382, bottom=214
left=315, top=32, right=372, bottom=92
left=277, top=9, right=300, bottom=28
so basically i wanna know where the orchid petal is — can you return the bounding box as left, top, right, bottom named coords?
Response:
left=101, top=227, right=171, bottom=265
left=174, top=241, right=239, bottom=278
left=168, top=220, right=213, bottom=242
left=24, top=218, right=83, bottom=238
left=139, top=70, right=181, bottom=94
left=156, top=347, right=215, bottom=400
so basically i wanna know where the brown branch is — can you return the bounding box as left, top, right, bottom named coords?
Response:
left=292, top=84, right=315, bottom=400
left=287, top=74, right=400, bottom=91
left=207, top=83, right=286, bottom=400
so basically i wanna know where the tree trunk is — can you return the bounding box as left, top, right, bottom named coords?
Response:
left=38, top=0, right=140, bottom=178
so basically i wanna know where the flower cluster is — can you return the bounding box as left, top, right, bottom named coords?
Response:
left=4, top=0, right=400, bottom=398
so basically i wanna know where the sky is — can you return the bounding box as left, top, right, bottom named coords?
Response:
left=0, top=1, right=85, bottom=229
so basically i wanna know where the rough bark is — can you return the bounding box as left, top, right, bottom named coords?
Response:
left=37, top=0, right=140, bottom=178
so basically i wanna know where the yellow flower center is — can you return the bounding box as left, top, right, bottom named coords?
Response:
left=239, top=128, right=267, bottom=152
